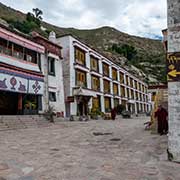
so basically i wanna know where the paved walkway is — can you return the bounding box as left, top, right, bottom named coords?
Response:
left=0, top=116, right=179, bottom=180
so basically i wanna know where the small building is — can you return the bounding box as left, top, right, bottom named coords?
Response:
left=0, top=25, right=45, bottom=115
left=32, top=31, right=65, bottom=117
left=57, top=35, right=150, bottom=117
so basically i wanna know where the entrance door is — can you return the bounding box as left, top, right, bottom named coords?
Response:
left=77, top=96, right=90, bottom=116
left=0, top=91, right=18, bottom=115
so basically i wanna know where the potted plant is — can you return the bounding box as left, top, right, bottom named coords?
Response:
left=44, top=106, right=55, bottom=123
left=89, top=108, right=101, bottom=120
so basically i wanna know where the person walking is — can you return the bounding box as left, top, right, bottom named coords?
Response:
left=155, top=105, right=168, bottom=135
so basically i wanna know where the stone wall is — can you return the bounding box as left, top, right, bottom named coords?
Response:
left=167, top=0, right=180, bottom=162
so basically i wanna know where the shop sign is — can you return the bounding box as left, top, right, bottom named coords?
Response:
left=167, top=52, right=180, bottom=81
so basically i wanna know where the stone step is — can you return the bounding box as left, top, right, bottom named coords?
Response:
left=0, top=115, right=52, bottom=131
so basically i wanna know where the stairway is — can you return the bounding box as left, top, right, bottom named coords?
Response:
left=0, top=115, right=52, bottom=131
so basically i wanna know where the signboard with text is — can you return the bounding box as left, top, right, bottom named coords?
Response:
left=167, top=52, right=180, bottom=81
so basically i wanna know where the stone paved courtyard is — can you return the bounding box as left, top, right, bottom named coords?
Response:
left=0, top=116, right=179, bottom=180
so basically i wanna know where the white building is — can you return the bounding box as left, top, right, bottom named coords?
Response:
left=57, top=35, right=150, bottom=117
left=32, top=32, right=65, bottom=117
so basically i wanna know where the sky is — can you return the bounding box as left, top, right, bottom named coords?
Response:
left=0, top=0, right=167, bottom=39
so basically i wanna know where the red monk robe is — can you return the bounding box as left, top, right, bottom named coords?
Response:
left=155, top=105, right=168, bottom=135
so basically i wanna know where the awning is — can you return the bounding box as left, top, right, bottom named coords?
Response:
left=73, top=87, right=97, bottom=97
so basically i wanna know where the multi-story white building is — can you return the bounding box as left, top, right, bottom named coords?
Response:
left=57, top=35, right=150, bottom=117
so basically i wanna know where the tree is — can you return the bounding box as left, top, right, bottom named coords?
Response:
left=32, top=8, right=43, bottom=21
left=111, top=43, right=137, bottom=61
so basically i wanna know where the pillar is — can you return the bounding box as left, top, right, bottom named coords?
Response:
left=167, top=0, right=180, bottom=162
left=17, top=94, right=22, bottom=115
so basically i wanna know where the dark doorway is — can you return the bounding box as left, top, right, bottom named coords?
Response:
left=0, top=91, right=18, bottom=115
left=77, top=96, right=90, bottom=116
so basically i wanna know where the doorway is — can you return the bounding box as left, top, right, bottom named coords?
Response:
left=0, top=91, right=18, bottom=115
left=77, top=96, right=90, bottom=116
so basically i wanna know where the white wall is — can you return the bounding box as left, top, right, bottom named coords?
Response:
left=41, top=53, right=65, bottom=116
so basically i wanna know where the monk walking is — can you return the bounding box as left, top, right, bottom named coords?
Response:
left=155, top=105, right=168, bottom=135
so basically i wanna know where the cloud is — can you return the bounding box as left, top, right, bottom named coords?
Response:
left=0, top=0, right=167, bottom=39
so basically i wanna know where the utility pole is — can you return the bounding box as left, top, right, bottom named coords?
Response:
left=167, top=0, right=180, bottom=162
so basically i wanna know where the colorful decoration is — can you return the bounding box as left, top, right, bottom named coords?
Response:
left=167, top=52, right=180, bottom=81
left=0, top=78, right=7, bottom=89
left=32, top=80, right=41, bottom=94
left=0, top=73, right=43, bottom=95
left=18, top=81, right=26, bottom=92
left=10, top=77, right=17, bottom=90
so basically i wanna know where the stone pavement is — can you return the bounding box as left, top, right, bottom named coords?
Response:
left=0, top=116, right=179, bottom=180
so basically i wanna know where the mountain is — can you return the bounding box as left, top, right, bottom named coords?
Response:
left=0, top=2, right=166, bottom=84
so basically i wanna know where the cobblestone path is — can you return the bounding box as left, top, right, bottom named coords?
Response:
left=0, top=116, right=179, bottom=180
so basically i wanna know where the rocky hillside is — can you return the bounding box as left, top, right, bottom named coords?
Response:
left=0, top=2, right=166, bottom=84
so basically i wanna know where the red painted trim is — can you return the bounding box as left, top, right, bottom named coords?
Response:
left=0, top=27, right=45, bottom=53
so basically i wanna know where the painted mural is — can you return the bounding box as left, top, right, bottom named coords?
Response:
left=0, top=73, right=43, bottom=95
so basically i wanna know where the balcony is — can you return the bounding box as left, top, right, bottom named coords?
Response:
left=0, top=49, right=40, bottom=73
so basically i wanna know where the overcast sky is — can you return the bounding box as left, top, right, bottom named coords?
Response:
left=0, top=0, right=167, bottom=39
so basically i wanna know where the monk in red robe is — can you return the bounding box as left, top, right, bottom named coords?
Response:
left=155, top=105, right=168, bottom=135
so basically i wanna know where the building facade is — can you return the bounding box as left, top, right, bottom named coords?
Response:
left=57, top=35, right=150, bottom=117
left=32, top=32, right=65, bottom=117
left=0, top=25, right=45, bottom=115
left=0, top=25, right=65, bottom=116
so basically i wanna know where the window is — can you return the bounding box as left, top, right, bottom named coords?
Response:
left=103, top=80, right=110, bottom=94
left=75, top=47, right=86, bottom=66
left=90, top=56, right=99, bottom=72
left=103, top=63, right=109, bottom=77
left=76, top=70, right=87, bottom=87
left=120, top=72, right=124, bottom=83
left=135, top=81, right=138, bottom=89
left=121, top=100, right=126, bottom=107
left=113, top=83, right=118, bottom=95
left=130, top=78, right=133, bottom=88
left=127, top=88, right=130, bottom=98
left=131, top=90, right=134, bottom=99
left=120, top=86, right=125, bottom=97
left=126, top=76, right=129, bottom=85
left=91, top=75, right=100, bottom=91
left=104, top=97, right=111, bottom=112
left=136, top=92, right=139, bottom=100
left=114, top=98, right=119, bottom=107
left=26, top=55, right=32, bottom=62
left=49, top=92, right=56, bottom=102
left=92, top=96, right=101, bottom=110
left=48, top=57, right=55, bottom=76
left=112, top=68, right=118, bottom=80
